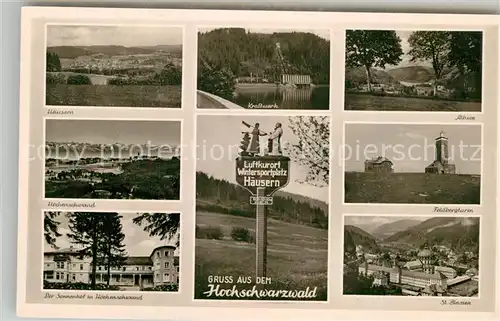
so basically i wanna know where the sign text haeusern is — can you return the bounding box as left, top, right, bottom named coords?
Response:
left=235, top=156, right=291, bottom=196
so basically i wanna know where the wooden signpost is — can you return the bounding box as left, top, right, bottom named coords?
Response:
left=235, top=155, right=290, bottom=278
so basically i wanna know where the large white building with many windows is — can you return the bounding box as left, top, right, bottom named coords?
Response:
left=44, top=245, right=179, bottom=290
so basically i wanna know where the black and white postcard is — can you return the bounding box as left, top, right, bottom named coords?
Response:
left=44, top=119, right=181, bottom=200
left=344, top=124, right=482, bottom=204
left=343, top=215, right=480, bottom=297
left=45, top=25, right=183, bottom=108
left=195, top=115, right=329, bottom=300
left=43, top=212, right=180, bottom=292
left=18, top=7, right=500, bottom=320
left=345, top=30, right=482, bottom=111
left=197, top=28, right=330, bottom=110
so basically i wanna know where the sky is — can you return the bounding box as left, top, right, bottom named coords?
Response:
left=386, top=30, right=432, bottom=69
left=196, top=115, right=329, bottom=203
left=47, top=25, right=183, bottom=47
left=45, top=119, right=181, bottom=146
left=44, top=212, right=180, bottom=256
left=345, top=215, right=427, bottom=229
left=344, top=124, right=482, bottom=175
left=198, top=27, right=330, bottom=41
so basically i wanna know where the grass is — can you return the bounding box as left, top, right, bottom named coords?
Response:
left=345, top=93, right=481, bottom=112
left=46, top=84, right=182, bottom=107
left=194, top=211, right=328, bottom=301
left=345, top=172, right=481, bottom=204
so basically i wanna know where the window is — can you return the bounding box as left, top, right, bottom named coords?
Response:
left=176, top=267, right=180, bottom=272
left=156, top=273, right=160, bottom=281
left=80, top=264, right=83, bottom=270
left=72, top=274, right=76, bottom=281
left=72, top=264, right=76, bottom=268
left=156, top=252, right=160, bottom=258
left=122, top=267, right=126, bottom=271
left=164, top=262, right=169, bottom=268
left=56, top=262, right=65, bottom=269
left=163, top=273, right=170, bottom=282
left=98, top=266, right=102, bottom=271
left=164, top=251, right=169, bottom=257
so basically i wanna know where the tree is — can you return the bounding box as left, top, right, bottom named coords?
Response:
left=67, top=74, right=92, bottom=85
left=408, top=31, right=451, bottom=96
left=44, top=211, right=62, bottom=249
left=448, top=32, right=482, bottom=99
left=46, top=52, right=61, bottom=72
left=345, top=30, right=403, bottom=92
left=99, top=213, right=127, bottom=286
left=66, top=212, right=106, bottom=289
left=287, top=116, right=329, bottom=187
left=133, top=213, right=180, bottom=247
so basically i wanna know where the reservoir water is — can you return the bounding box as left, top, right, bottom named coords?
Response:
left=232, top=85, right=329, bottom=110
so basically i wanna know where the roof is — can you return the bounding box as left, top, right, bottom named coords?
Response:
left=365, top=156, right=393, bottom=165
left=44, top=247, right=84, bottom=255
left=363, top=264, right=447, bottom=281
left=404, top=260, right=423, bottom=268
left=401, top=270, right=447, bottom=280
left=362, top=264, right=394, bottom=274
left=125, top=256, right=152, bottom=265
left=417, top=249, right=432, bottom=257
left=426, top=160, right=444, bottom=168
left=434, top=266, right=456, bottom=274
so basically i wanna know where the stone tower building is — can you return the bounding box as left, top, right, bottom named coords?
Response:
left=425, top=131, right=456, bottom=174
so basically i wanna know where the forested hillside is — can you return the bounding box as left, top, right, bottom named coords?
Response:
left=385, top=217, right=479, bottom=252
left=343, top=225, right=378, bottom=256
left=198, top=28, right=330, bottom=84
left=196, top=172, right=328, bottom=229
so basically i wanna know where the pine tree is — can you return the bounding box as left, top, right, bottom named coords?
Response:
left=44, top=211, right=62, bottom=249
left=133, top=213, right=180, bottom=247
left=66, top=212, right=106, bottom=289
left=239, top=132, right=250, bottom=156
left=100, top=213, right=128, bottom=286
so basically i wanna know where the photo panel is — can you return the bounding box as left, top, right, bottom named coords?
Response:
left=44, top=119, right=182, bottom=200
left=42, top=211, right=181, bottom=293
left=343, top=123, right=482, bottom=204
left=194, top=115, right=330, bottom=301
left=45, top=24, right=183, bottom=108
left=344, top=29, right=483, bottom=112
left=196, top=27, right=330, bottom=110
left=342, top=214, right=480, bottom=298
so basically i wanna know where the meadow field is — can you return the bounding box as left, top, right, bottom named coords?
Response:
left=194, top=211, right=328, bottom=301
left=46, top=84, right=182, bottom=108
left=345, top=93, right=481, bottom=112
left=344, top=172, right=481, bottom=204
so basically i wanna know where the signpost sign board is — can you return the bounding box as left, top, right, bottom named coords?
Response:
left=235, top=155, right=290, bottom=279
left=235, top=155, right=291, bottom=196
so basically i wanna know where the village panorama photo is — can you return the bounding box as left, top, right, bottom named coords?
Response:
left=344, top=30, right=482, bottom=111
left=343, top=215, right=480, bottom=297
left=45, top=25, right=183, bottom=108
left=44, top=119, right=181, bottom=200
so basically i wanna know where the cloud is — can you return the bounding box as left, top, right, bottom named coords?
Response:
left=47, top=25, right=182, bottom=47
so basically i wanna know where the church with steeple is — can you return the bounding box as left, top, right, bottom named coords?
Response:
left=425, top=131, right=456, bottom=174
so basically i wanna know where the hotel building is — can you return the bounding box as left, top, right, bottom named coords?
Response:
left=44, top=245, right=179, bottom=290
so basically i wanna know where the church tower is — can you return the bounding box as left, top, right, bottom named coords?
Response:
left=435, top=131, right=449, bottom=165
